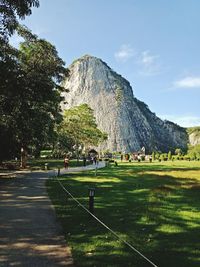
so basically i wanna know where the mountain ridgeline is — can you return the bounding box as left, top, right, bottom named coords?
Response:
left=61, top=55, right=188, bottom=153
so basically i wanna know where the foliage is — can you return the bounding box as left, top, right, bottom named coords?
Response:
left=40, top=150, right=52, bottom=158
left=57, top=104, right=107, bottom=153
left=115, top=85, right=123, bottom=103
left=155, top=152, right=160, bottom=160
left=175, top=148, right=182, bottom=156
left=159, top=153, right=168, bottom=161
left=0, top=25, right=67, bottom=162
left=55, top=131, right=75, bottom=155
left=187, top=126, right=200, bottom=135
left=187, top=144, right=200, bottom=160
left=0, top=0, right=39, bottom=41
left=168, top=150, right=172, bottom=160
left=15, top=26, right=67, bottom=151
left=0, top=0, right=39, bottom=162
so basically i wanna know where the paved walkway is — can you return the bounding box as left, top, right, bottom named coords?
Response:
left=49, top=161, right=106, bottom=177
left=0, top=162, right=105, bottom=267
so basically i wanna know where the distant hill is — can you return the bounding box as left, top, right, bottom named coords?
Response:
left=187, top=126, right=200, bottom=146
left=61, top=55, right=188, bottom=153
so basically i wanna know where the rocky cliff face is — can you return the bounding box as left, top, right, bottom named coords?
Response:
left=61, top=55, right=188, bottom=153
left=188, top=127, right=200, bottom=146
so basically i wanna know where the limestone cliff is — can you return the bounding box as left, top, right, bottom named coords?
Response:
left=61, top=55, right=188, bottom=153
left=187, top=127, right=200, bottom=146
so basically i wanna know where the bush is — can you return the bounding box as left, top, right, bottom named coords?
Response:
left=40, top=150, right=52, bottom=158
left=3, top=162, right=19, bottom=170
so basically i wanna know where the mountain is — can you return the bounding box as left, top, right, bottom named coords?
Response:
left=61, top=55, right=188, bottom=153
left=187, top=127, right=200, bottom=146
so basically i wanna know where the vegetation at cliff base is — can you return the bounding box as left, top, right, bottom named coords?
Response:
left=187, top=126, right=200, bottom=135
left=56, top=104, right=107, bottom=156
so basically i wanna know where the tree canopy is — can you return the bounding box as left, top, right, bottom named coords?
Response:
left=0, top=0, right=73, bottom=167
left=0, top=25, right=68, bottom=163
left=0, top=0, right=39, bottom=41
left=57, top=104, right=107, bottom=154
left=187, top=144, right=200, bottom=160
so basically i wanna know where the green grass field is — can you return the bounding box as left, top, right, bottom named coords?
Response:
left=47, top=161, right=200, bottom=267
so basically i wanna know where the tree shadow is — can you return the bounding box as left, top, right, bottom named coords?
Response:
left=47, top=163, right=200, bottom=267
left=0, top=172, right=73, bottom=266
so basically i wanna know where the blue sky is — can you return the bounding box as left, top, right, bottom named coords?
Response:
left=11, top=0, right=200, bottom=127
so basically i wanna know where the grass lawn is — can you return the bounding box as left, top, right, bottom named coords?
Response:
left=47, top=161, right=200, bottom=267
left=27, top=158, right=90, bottom=170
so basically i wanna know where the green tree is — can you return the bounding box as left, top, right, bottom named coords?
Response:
left=18, top=27, right=67, bottom=166
left=0, top=0, right=39, bottom=41
left=160, top=153, right=167, bottom=161
left=155, top=152, right=160, bottom=160
left=0, top=26, right=67, bottom=166
left=175, top=148, right=182, bottom=156
left=58, top=104, right=107, bottom=158
left=168, top=151, right=172, bottom=160
left=187, top=144, right=200, bottom=160
left=0, top=0, right=40, bottom=164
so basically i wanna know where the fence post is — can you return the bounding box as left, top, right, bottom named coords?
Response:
left=88, top=188, right=95, bottom=214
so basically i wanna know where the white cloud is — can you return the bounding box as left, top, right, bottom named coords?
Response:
left=114, top=46, right=162, bottom=76
left=141, top=50, right=158, bottom=66
left=173, top=76, right=200, bottom=88
left=114, top=44, right=135, bottom=62
left=138, top=50, right=161, bottom=76
left=159, top=114, right=200, bottom=127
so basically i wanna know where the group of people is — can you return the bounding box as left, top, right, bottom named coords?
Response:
left=83, top=155, right=99, bottom=167
left=63, top=154, right=99, bottom=169
left=91, top=155, right=99, bottom=165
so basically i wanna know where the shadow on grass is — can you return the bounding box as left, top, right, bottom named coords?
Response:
left=47, top=163, right=200, bottom=267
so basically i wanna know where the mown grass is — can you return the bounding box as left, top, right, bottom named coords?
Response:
left=47, top=161, right=200, bottom=267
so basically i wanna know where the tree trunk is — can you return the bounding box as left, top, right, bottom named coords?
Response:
left=76, top=148, right=79, bottom=164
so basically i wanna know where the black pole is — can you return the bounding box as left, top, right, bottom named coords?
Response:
left=88, top=188, right=95, bottom=214
left=57, top=168, right=60, bottom=177
left=89, top=196, right=94, bottom=213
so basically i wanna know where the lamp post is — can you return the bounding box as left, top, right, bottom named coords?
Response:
left=20, top=147, right=24, bottom=168
left=88, top=188, right=95, bottom=214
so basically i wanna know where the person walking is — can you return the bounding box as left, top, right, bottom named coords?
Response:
left=64, top=156, right=69, bottom=169
left=83, top=156, right=87, bottom=167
